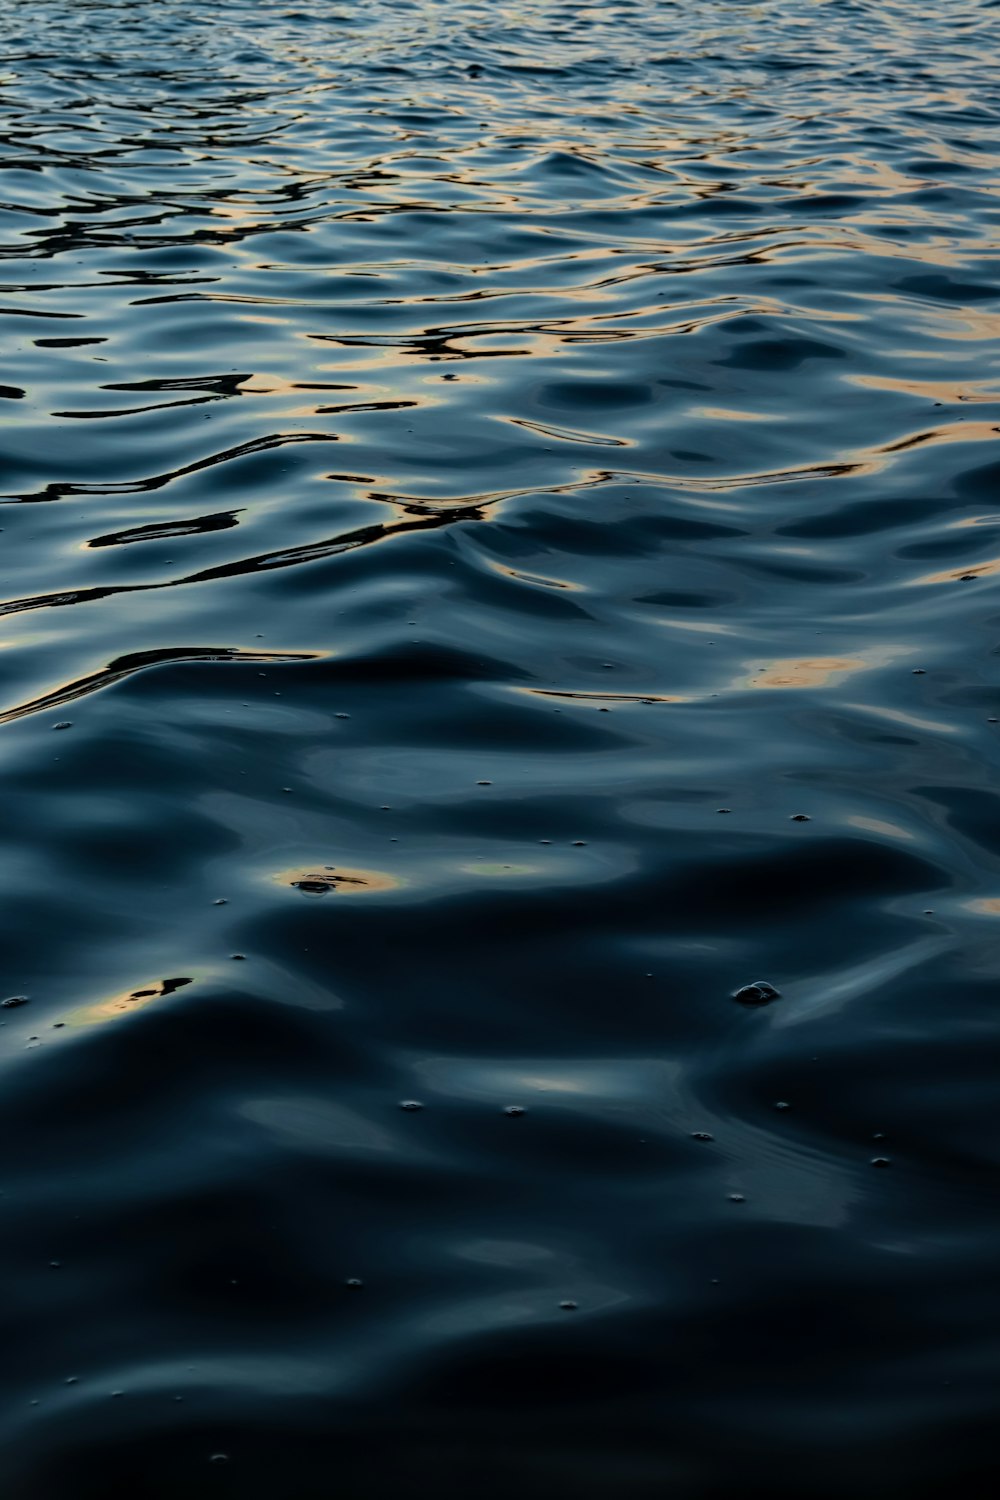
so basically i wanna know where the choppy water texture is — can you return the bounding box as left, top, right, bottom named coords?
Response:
left=2, top=1, right=1000, bottom=1495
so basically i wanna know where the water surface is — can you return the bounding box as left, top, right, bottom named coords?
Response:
left=2, top=2, right=1000, bottom=1495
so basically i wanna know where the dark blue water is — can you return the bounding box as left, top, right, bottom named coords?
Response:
left=2, top=2, right=1000, bottom=1495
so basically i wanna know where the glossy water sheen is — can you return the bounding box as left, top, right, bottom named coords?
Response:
left=1, top=2, right=999, bottom=1495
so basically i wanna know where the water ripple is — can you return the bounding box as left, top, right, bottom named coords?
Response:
left=1, top=1, right=999, bottom=1496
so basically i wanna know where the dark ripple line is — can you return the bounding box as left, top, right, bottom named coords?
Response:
left=0, top=451, right=865, bottom=631
left=1, top=431, right=339, bottom=505
left=0, top=647, right=320, bottom=727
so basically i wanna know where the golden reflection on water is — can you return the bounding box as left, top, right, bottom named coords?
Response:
left=913, top=556, right=1000, bottom=585
left=951, top=514, right=1000, bottom=530
left=851, top=374, right=1000, bottom=404
left=930, top=307, right=1000, bottom=343
left=965, top=897, right=1000, bottom=916
left=274, top=865, right=401, bottom=895
left=745, top=656, right=867, bottom=690
left=846, top=815, right=914, bottom=841
left=240, top=373, right=368, bottom=397
left=210, top=199, right=268, bottom=228
left=237, top=313, right=289, bottom=326
left=879, top=420, right=1000, bottom=455
left=485, top=559, right=583, bottom=591
left=65, top=976, right=193, bottom=1027
left=696, top=405, right=774, bottom=423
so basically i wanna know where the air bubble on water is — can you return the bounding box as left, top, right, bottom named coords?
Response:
left=732, top=980, right=781, bottom=1006
left=209, top=1454, right=229, bottom=1464
left=52, top=722, right=72, bottom=731
left=559, top=1300, right=578, bottom=1311
left=504, top=1105, right=525, bottom=1116
left=231, top=954, right=246, bottom=961
left=399, top=1100, right=423, bottom=1112
left=213, top=899, right=227, bottom=905
left=790, top=813, right=811, bottom=822
left=717, top=808, right=731, bottom=814
left=774, top=1101, right=790, bottom=1111
left=345, top=1278, right=364, bottom=1289
left=691, top=1131, right=714, bottom=1142
left=2, top=996, right=29, bottom=1008
left=871, top=1157, right=891, bottom=1168
left=728, top=1193, right=746, bottom=1203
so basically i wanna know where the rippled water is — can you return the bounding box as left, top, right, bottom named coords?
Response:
left=2, top=1, right=1000, bottom=1494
